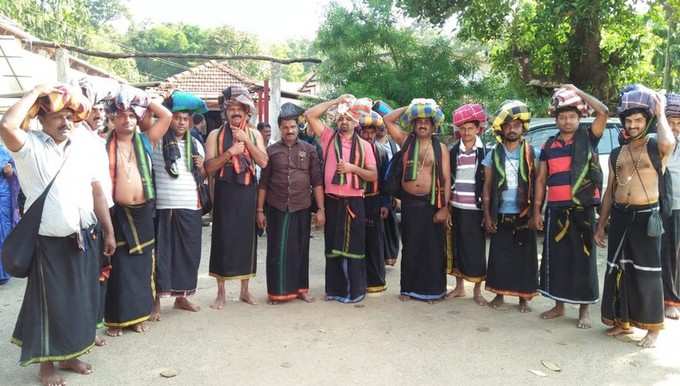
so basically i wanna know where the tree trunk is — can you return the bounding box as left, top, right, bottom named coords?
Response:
left=663, top=4, right=675, bottom=91
left=568, top=9, right=610, bottom=100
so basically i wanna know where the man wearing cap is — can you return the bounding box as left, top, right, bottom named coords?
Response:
left=532, top=85, right=609, bottom=328
left=1, top=84, right=116, bottom=385
left=358, top=111, right=391, bottom=293
left=304, top=95, right=378, bottom=303
left=257, top=103, right=325, bottom=304
left=104, top=87, right=172, bottom=337
left=483, top=100, right=538, bottom=313
left=149, top=92, right=208, bottom=320
left=662, top=93, right=680, bottom=319
left=446, top=103, right=488, bottom=306
left=384, top=99, right=451, bottom=302
left=205, top=86, right=268, bottom=307
left=595, top=85, right=675, bottom=348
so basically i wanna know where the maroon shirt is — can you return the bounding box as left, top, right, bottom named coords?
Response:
left=258, top=139, right=323, bottom=212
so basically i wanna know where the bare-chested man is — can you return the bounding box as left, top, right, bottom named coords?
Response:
left=384, top=99, right=451, bottom=302
left=103, top=88, right=171, bottom=337
left=205, top=86, right=268, bottom=307
left=595, top=86, right=675, bottom=348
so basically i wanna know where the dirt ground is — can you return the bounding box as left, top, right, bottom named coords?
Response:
left=0, top=227, right=679, bottom=386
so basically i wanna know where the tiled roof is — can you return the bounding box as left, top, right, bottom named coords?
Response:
left=160, top=60, right=263, bottom=99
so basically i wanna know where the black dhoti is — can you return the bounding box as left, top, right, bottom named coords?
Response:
left=661, top=210, right=680, bottom=308
left=447, top=207, right=486, bottom=283
left=324, top=195, right=367, bottom=303
left=155, top=208, right=202, bottom=297
left=383, top=205, right=400, bottom=262
left=12, top=228, right=99, bottom=366
left=105, top=203, right=155, bottom=328
left=209, top=180, right=257, bottom=280
left=602, top=204, right=664, bottom=331
left=486, top=214, right=538, bottom=299
left=400, top=192, right=446, bottom=301
left=365, top=194, right=386, bottom=293
left=539, top=206, right=599, bottom=304
left=266, top=206, right=311, bottom=302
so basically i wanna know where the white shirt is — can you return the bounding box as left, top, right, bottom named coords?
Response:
left=11, top=130, right=100, bottom=236
left=74, top=123, right=113, bottom=208
left=151, top=139, right=205, bottom=210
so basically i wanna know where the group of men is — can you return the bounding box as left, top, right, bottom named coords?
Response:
left=2, top=79, right=680, bottom=386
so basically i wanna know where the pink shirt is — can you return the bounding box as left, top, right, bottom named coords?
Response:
left=320, top=126, right=376, bottom=197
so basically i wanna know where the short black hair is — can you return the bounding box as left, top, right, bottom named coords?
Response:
left=555, top=106, right=580, bottom=117
left=619, top=107, right=651, bottom=125
left=257, top=122, right=271, bottom=131
left=192, top=113, right=204, bottom=125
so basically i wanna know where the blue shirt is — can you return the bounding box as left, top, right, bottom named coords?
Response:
left=482, top=145, right=521, bottom=214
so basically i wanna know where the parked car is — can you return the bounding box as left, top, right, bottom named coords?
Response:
left=523, top=117, right=623, bottom=194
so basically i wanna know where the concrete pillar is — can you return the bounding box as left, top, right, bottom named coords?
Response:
left=55, top=49, right=69, bottom=83
left=269, top=63, right=282, bottom=143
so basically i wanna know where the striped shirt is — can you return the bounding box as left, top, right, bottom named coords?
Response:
left=151, top=139, right=205, bottom=210
left=451, top=139, right=482, bottom=210
left=539, top=134, right=600, bottom=207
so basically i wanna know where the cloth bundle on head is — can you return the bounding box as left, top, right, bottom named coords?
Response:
left=399, top=98, right=445, bottom=129
left=222, top=85, right=255, bottom=116
left=76, top=76, right=122, bottom=106
left=549, top=88, right=592, bottom=117
left=166, top=90, right=208, bottom=114
left=278, top=102, right=305, bottom=123
left=617, top=84, right=656, bottom=120
left=105, top=85, right=150, bottom=119
left=490, top=100, right=531, bottom=141
left=453, top=103, right=486, bottom=128
left=21, top=85, right=91, bottom=129
left=665, top=93, right=680, bottom=118
left=359, top=111, right=384, bottom=130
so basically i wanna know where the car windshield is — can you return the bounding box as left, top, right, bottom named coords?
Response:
left=525, top=122, right=620, bottom=155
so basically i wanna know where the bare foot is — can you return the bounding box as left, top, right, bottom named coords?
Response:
left=298, top=292, right=315, bottom=303
left=174, top=297, right=200, bottom=312
left=399, top=294, right=411, bottom=302
left=131, top=322, right=147, bottom=333
left=210, top=292, right=226, bottom=310
left=149, top=298, right=161, bottom=321
left=39, top=363, right=65, bottom=386
left=239, top=291, right=257, bottom=305
left=473, top=285, right=487, bottom=306
left=638, top=330, right=660, bottom=348
left=105, top=327, right=122, bottom=337
left=446, top=287, right=466, bottom=299
left=385, top=259, right=397, bottom=266
left=518, top=299, right=532, bottom=313
left=606, top=326, right=633, bottom=336
left=94, top=335, right=106, bottom=347
left=577, top=305, right=592, bottom=329
left=58, top=358, right=93, bottom=375
left=540, top=304, right=565, bottom=320
left=665, top=306, right=679, bottom=320
left=488, top=295, right=504, bottom=309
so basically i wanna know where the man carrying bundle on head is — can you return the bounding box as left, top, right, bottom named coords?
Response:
left=2, top=84, right=116, bottom=386
left=373, top=101, right=401, bottom=267
left=305, top=95, right=378, bottom=303
left=205, top=86, right=268, bottom=307
left=103, top=86, right=172, bottom=337
left=357, top=108, right=391, bottom=293
left=662, top=93, right=680, bottom=320
left=595, top=85, right=675, bottom=348
left=483, top=100, right=538, bottom=313
left=532, top=85, right=609, bottom=328
left=446, top=103, right=488, bottom=306
left=149, top=91, right=209, bottom=320
left=384, top=99, right=451, bottom=302
left=257, top=102, right=325, bottom=304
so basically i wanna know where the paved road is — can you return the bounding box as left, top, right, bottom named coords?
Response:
left=0, top=227, right=678, bottom=385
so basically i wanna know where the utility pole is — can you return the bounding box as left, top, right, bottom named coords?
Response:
left=55, top=48, right=69, bottom=83
left=663, top=3, right=676, bottom=91
left=269, top=63, right=282, bottom=143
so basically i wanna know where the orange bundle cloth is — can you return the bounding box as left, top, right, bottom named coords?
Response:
left=21, top=85, right=91, bottom=129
